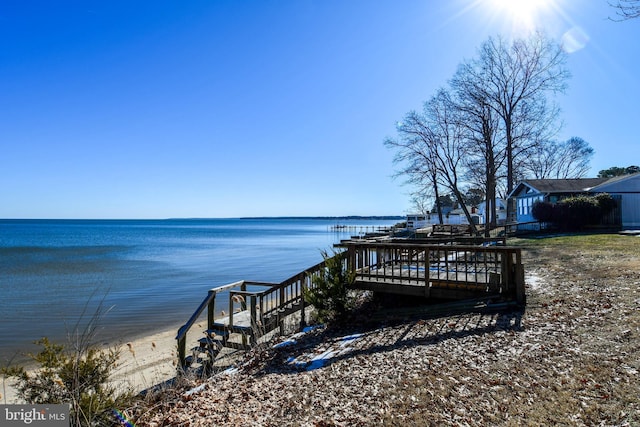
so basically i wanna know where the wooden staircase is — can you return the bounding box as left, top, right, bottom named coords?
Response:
left=176, top=257, right=336, bottom=371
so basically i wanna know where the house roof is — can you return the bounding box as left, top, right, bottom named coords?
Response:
left=591, top=172, right=640, bottom=192
left=524, top=178, right=609, bottom=193
left=509, top=178, right=609, bottom=198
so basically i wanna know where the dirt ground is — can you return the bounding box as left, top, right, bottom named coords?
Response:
left=131, top=233, right=640, bottom=426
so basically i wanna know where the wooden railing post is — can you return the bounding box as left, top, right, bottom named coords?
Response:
left=513, top=249, right=526, bottom=304
left=177, top=330, right=187, bottom=369
left=207, top=290, right=216, bottom=331
left=347, top=246, right=355, bottom=272
left=279, top=282, right=285, bottom=312
left=241, top=282, right=247, bottom=311
left=501, top=250, right=510, bottom=291
left=300, top=275, right=307, bottom=329
left=250, top=295, right=257, bottom=345
left=424, top=247, right=430, bottom=298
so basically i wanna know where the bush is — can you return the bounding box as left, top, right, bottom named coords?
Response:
left=534, top=194, right=615, bottom=231
left=1, top=337, right=134, bottom=427
left=594, top=193, right=617, bottom=215
left=304, top=250, right=356, bottom=324
left=558, top=195, right=602, bottom=230
left=1, top=300, right=135, bottom=426
left=532, top=201, right=554, bottom=222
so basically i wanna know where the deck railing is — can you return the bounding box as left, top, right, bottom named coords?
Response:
left=176, top=253, right=342, bottom=369
left=177, top=244, right=524, bottom=368
left=338, top=241, right=525, bottom=303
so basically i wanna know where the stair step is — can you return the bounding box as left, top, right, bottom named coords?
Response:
left=190, top=345, right=220, bottom=356
left=198, top=337, right=224, bottom=348
left=209, top=324, right=255, bottom=334
left=184, top=355, right=194, bottom=367
left=205, top=328, right=230, bottom=337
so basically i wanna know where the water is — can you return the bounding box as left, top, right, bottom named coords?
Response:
left=0, top=218, right=398, bottom=363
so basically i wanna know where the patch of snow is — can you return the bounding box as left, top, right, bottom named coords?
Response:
left=339, top=333, right=364, bottom=342
left=184, top=383, right=207, bottom=396
left=273, top=325, right=325, bottom=349
left=302, top=325, right=324, bottom=333
left=526, top=272, right=544, bottom=290
left=273, top=333, right=305, bottom=349
left=285, top=333, right=364, bottom=371
left=221, top=367, right=239, bottom=375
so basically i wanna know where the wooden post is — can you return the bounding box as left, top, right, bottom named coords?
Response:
left=177, top=332, right=186, bottom=369
left=260, top=294, right=265, bottom=321
left=514, top=249, right=526, bottom=304
left=250, top=295, right=257, bottom=345
left=279, top=283, right=285, bottom=311
left=424, top=247, right=430, bottom=298
left=279, top=284, right=287, bottom=335
left=240, top=282, right=247, bottom=311
left=300, top=276, right=307, bottom=329
left=501, top=251, right=510, bottom=293
left=250, top=295, right=257, bottom=327
left=207, top=290, right=216, bottom=332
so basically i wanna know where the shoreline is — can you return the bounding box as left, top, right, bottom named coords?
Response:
left=1, top=322, right=194, bottom=404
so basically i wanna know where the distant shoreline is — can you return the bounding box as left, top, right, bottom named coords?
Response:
left=1, top=216, right=405, bottom=222
left=237, top=216, right=404, bottom=221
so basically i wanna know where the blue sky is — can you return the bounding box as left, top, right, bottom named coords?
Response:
left=1, top=0, right=638, bottom=219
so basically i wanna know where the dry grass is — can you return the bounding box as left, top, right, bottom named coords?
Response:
left=131, top=233, right=640, bottom=426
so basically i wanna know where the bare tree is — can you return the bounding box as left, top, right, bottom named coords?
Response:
left=408, top=192, right=432, bottom=216
left=386, top=34, right=569, bottom=229
left=385, top=110, right=446, bottom=224
left=610, top=0, right=640, bottom=19
left=385, top=89, right=479, bottom=234
left=451, top=63, right=506, bottom=234
left=472, top=33, right=569, bottom=197
left=424, top=89, right=478, bottom=233
left=523, top=137, right=594, bottom=179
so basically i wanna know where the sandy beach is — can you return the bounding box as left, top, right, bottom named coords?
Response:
left=1, top=322, right=197, bottom=404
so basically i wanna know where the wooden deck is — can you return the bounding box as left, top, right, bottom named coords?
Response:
left=339, top=241, right=525, bottom=302
left=176, top=241, right=525, bottom=371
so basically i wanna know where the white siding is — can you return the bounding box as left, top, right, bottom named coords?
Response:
left=593, top=174, right=640, bottom=229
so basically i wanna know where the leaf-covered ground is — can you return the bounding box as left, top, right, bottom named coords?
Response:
left=132, top=234, right=640, bottom=426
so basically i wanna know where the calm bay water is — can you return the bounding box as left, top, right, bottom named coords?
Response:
left=0, top=218, right=397, bottom=363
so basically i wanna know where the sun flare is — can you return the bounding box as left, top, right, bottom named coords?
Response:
left=489, top=0, right=553, bottom=30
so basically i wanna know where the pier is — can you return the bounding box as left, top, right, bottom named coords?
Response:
left=328, top=224, right=397, bottom=235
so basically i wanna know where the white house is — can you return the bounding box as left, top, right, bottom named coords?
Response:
left=508, top=173, right=640, bottom=229
left=476, top=199, right=508, bottom=225
left=590, top=173, right=640, bottom=229
left=405, top=198, right=506, bottom=230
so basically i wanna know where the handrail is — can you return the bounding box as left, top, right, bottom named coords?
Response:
left=176, top=280, right=245, bottom=342
left=176, top=252, right=346, bottom=369
left=337, top=241, right=519, bottom=252
left=339, top=241, right=524, bottom=303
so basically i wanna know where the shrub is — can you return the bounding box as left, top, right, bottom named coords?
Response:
left=594, top=193, right=617, bottom=215
left=532, top=201, right=554, bottom=222
left=532, top=194, right=616, bottom=231
left=1, top=337, right=134, bottom=427
left=558, top=195, right=602, bottom=230
left=1, top=299, right=135, bottom=427
left=304, top=250, right=356, bottom=324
